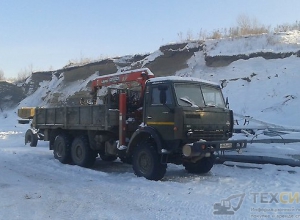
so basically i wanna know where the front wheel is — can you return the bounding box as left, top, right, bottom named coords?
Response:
left=132, top=142, right=166, bottom=181
left=25, top=129, right=38, bottom=147
left=71, top=136, right=96, bottom=168
left=183, top=155, right=215, bottom=174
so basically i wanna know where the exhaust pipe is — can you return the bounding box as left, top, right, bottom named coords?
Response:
left=183, top=144, right=201, bottom=157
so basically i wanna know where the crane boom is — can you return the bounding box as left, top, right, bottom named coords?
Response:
left=91, top=68, right=154, bottom=94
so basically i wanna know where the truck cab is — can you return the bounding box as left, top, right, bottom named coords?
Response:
left=144, top=76, right=233, bottom=143
left=127, top=76, right=245, bottom=180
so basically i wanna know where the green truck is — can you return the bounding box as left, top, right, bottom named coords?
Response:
left=21, top=68, right=246, bottom=180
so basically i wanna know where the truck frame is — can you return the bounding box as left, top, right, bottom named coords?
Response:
left=21, top=68, right=246, bottom=180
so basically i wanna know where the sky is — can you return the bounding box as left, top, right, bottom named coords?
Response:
left=0, top=0, right=300, bottom=78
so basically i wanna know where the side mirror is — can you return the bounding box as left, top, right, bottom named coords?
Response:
left=225, top=97, right=230, bottom=109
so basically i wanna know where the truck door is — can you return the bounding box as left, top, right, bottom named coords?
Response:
left=145, top=84, right=175, bottom=140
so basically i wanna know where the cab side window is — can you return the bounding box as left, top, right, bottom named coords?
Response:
left=151, top=85, right=173, bottom=105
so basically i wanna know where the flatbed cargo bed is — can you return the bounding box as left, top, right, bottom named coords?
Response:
left=33, top=105, right=119, bottom=131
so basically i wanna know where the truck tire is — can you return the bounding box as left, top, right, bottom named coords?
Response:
left=25, top=129, right=38, bottom=147
left=71, top=136, right=95, bottom=168
left=183, top=155, right=215, bottom=174
left=53, top=134, right=72, bottom=164
left=132, top=141, right=166, bottom=181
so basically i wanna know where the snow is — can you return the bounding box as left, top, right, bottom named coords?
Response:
left=1, top=32, right=300, bottom=219
left=1, top=114, right=299, bottom=219
left=95, top=68, right=154, bottom=79
left=148, top=75, right=219, bottom=86
left=205, top=31, right=300, bottom=56
left=141, top=50, right=164, bottom=66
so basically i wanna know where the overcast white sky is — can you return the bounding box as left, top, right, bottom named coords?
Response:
left=1, top=0, right=299, bottom=78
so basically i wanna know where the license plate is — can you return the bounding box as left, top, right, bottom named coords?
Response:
left=220, top=143, right=232, bottom=149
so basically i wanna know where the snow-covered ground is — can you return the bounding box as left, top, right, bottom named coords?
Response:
left=1, top=111, right=300, bottom=220
left=1, top=31, right=300, bottom=219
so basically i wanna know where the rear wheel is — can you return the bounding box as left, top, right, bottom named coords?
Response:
left=53, top=134, right=72, bottom=164
left=132, top=141, right=166, bottom=181
left=71, top=136, right=95, bottom=168
left=183, top=155, right=215, bottom=174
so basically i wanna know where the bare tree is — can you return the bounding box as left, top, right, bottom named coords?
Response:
left=16, top=65, right=32, bottom=82
left=177, top=32, right=184, bottom=42
left=186, top=30, right=194, bottom=41
left=237, top=14, right=252, bottom=35
left=211, top=30, right=222, bottom=39
left=236, top=14, right=269, bottom=36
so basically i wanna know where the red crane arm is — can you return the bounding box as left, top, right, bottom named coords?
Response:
left=91, top=68, right=154, bottom=94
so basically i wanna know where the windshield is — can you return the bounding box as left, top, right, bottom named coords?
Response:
left=174, top=83, right=204, bottom=107
left=174, top=83, right=225, bottom=108
left=201, top=85, right=225, bottom=108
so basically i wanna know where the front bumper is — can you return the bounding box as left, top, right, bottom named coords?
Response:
left=182, top=139, right=247, bottom=157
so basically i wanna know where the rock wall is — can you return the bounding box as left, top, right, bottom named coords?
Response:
left=3, top=32, right=300, bottom=109
left=0, top=81, right=25, bottom=110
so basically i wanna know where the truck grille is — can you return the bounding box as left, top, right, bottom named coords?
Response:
left=188, top=130, right=227, bottom=141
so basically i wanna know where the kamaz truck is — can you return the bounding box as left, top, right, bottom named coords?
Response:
left=19, top=68, right=246, bottom=180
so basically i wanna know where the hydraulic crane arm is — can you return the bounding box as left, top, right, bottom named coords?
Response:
left=91, top=68, right=154, bottom=95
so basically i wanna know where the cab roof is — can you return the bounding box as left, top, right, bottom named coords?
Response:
left=148, top=76, right=219, bottom=86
